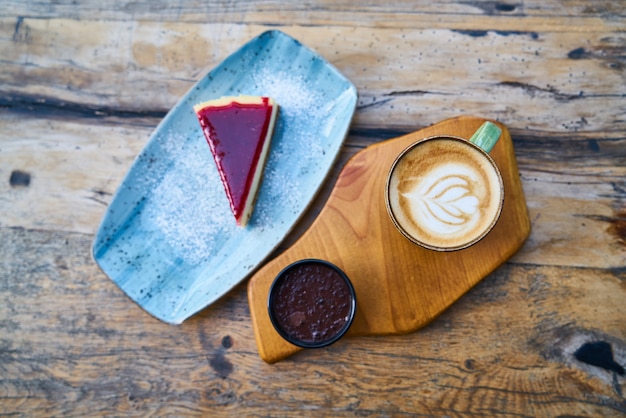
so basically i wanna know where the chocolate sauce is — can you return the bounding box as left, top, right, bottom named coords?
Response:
left=269, top=260, right=355, bottom=347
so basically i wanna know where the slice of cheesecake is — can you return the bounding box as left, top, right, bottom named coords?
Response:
left=194, top=95, right=278, bottom=227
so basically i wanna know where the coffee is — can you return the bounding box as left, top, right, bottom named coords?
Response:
left=387, top=136, right=503, bottom=251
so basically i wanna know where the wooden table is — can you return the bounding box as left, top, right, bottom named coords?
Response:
left=2, top=1, right=624, bottom=416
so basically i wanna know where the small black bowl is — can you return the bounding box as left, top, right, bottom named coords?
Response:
left=267, top=259, right=357, bottom=349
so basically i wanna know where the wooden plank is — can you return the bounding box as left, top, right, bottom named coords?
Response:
left=2, top=18, right=624, bottom=133
left=1, top=226, right=624, bottom=416
left=4, top=0, right=625, bottom=22
left=0, top=113, right=150, bottom=235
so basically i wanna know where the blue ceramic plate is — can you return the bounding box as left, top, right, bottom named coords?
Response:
left=92, top=30, right=357, bottom=324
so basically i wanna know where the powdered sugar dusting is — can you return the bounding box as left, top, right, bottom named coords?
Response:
left=142, top=131, right=233, bottom=265
left=132, top=62, right=342, bottom=267
left=250, top=67, right=329, bottom=228
left=96, top=30, right=357, bottom=323
left=253, top=67, right=323, bottom=115
left=137, top=64, right=332, bottom=266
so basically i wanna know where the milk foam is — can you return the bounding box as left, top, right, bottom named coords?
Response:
left=404, top=166, right=480, bottom=235
left=388, top=138, right=503, bottom=250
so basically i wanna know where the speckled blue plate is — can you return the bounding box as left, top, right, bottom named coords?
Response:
left=92, top=30, right=357, bottom=324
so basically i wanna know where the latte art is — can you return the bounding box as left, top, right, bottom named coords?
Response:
left=404, top=172, right=480, bottom=235
left=387, top=137, right=503, bottom=250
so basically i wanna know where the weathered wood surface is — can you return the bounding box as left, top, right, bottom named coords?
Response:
left=1, top=0, right=625, bottom=416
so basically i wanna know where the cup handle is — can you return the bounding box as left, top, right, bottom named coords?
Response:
left=469, top=121, right=502, bottom=153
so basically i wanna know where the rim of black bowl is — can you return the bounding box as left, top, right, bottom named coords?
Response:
left=267, top=259, right=357, bottom=349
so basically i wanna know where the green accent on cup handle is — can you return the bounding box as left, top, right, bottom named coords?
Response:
left=469, top=121, right=501, bottom=153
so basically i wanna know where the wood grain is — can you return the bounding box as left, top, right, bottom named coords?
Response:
left=1, top=0, right=625, bottom=415
left=1, top=227, right=624, bottom=416
left=2, top=17, right=625, bottom=132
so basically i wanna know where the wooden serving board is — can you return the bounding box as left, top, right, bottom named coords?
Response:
left=247, top=116, right=531, bottom=363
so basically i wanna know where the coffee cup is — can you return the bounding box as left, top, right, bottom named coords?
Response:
left=385, top=121, right=504, bottom=251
